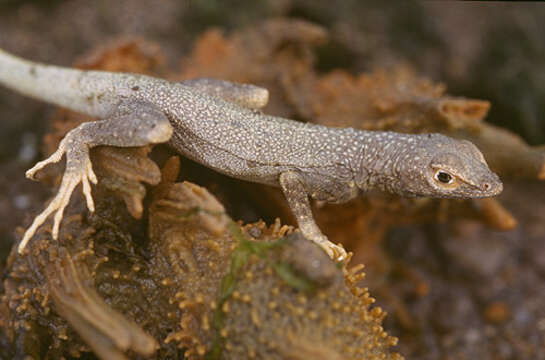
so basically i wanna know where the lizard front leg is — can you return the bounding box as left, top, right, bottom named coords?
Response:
left=279, top=171, right=347, bottom=261
left=19, top=100, right=173, bottom=253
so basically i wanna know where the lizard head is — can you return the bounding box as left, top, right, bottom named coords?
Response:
left=395, top=134, right=503, bottom=199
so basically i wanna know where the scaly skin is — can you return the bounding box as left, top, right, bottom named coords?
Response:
left=0, top=49, right=503, bottom=260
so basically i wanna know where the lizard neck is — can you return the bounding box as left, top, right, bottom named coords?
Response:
left=351, top=131, right=414, bottom=195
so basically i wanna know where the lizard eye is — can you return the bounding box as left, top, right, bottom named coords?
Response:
left=434, top=170, right=454, bottom=184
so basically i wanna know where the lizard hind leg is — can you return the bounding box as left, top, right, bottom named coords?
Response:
left=18, top=100, right=173, bottom=254
left=180, top=78, right=269, bottom=110
left=279, top=171, right=347, bottom=262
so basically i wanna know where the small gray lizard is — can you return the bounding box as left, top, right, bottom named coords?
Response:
left=0, top=49, right=503, bottom=260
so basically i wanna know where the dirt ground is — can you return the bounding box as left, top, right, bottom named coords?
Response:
left=1, top=1, right=544, bottom=359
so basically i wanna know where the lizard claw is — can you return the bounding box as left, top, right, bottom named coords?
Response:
left=87, top=161, right=98, bottom=184
left=19, top=152, right=96, bottom=254
left=306, top=231, right=347, bottom=262
left=319, top=241, right=347, bottom=262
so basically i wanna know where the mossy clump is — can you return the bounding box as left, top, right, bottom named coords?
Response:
left=2, top=152, right=401, bottom=359
left=208, top=228, right=402, bottom=360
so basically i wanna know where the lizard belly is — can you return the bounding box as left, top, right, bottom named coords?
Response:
left=168, top=129, right=287, bottom=186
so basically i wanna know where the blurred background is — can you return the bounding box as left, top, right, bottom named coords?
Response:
left=1, top=1, right=544, bottom=359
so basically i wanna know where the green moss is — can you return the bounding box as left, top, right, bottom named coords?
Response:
left=271, top=262, right=316, bottom=292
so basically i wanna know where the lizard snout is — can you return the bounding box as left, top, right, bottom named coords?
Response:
left=480, top=173, right=503, bottom=197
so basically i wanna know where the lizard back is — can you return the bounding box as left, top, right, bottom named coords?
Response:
left=161, top=84, right=359, bottom=175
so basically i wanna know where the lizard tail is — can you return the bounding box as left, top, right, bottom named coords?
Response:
left=0, top=48, right=117, bottom=118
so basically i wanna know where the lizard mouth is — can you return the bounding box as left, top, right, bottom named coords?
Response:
left=459, top=173, right=503, bottom=198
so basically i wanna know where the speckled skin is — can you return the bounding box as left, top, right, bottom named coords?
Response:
left=0, top=49, right=503, bottom=259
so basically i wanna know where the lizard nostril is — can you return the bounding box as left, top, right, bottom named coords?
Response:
left=483, top=183, right=491, bottom=191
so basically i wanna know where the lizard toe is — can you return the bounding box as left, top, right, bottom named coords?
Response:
left=25, top=141, right=68, bottom=180
left=318, top=240, right=347, bottom=262
left=330, top=243, right=347, bottom=262
left=25, top=161, right=47, bottom=180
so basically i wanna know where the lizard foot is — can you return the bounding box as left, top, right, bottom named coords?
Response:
left=19, top=101, right=172, bottom=253
left=318, top=241, right=347, bottom=262
left=306, top=231, right=347, bottom=262
left=19, top=142, right=97, bottom=254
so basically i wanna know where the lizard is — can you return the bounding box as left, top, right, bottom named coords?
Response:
left=0, top=48, right=503, bottom=260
